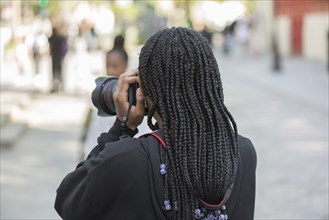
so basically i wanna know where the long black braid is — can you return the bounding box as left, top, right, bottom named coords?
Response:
left=139, top=27, right=239, bottom=220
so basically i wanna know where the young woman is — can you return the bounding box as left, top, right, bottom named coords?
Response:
left=55, top=27, right=257, bottom=220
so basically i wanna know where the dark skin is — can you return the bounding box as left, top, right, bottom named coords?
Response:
left=113, top=69, right=163, bottom=130
left=106, top=52, right=128, bottom=77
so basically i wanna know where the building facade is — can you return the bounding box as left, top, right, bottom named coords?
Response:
left=274, top=0, right=328, bottom=62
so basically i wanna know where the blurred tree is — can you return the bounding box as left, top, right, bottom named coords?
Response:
left=136, top=1, right=165, bottom=44
left=110, top=1, right=140, bottom=34
left=172, top=0, right=193, bottom=28
left=244, top=0, right=256, bottom=13
left=38, top=0, right=48, bottom=8
left=28, top=0, right=60, bottom=19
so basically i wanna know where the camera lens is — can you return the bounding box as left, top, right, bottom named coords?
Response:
left=91, top=76, right=148, bottom=117
left=91, top=76, right=118, bottom=116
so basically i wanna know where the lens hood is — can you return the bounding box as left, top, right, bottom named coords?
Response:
left=91, top=76, right=118, bottom=116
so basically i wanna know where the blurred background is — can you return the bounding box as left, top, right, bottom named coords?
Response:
left=0, top=0, right=328, bottom=219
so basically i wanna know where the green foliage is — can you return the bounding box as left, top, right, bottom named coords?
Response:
left=38, top=0, right=48, bottom=8
left=244, top=0, right=255, bottom=13
left=45, top=1, right=62, bottom=17
left=110, top=1, right=140, bottom=22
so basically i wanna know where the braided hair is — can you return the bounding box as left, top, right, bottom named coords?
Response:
left=139, top=27, right=239, bottom=220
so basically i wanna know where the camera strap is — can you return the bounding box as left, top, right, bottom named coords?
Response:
left=120, top=87, right=134, bottom=139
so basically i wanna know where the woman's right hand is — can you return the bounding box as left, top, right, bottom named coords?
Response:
left=113, top=69, right=145, bottom=130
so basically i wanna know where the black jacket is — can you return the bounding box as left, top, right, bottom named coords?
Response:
left=55, top=118, right=257, bottom=220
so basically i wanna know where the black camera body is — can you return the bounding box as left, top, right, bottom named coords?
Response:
left=91, top=76, right=138, bottom=117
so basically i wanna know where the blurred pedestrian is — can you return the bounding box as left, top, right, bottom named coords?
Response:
left=32, top=30, right=48, bottom=74
left=199, top=27, right=212, bottom=46
left=223, top=21, right=236, bottom=55
left=48, top=27, right=68, bottom=92
left=106, top=35, right=128, bottom=77
left=236, top=17, right=251, bottom=55
left=83, top=35, right=150, bottom=157
left=87, top=26, right=99, bottom=51
left=55, top=28, right=256, bottom=220
left=15, top=35, right=32, bottom=76
left=272, top=31, right=281, bottom=72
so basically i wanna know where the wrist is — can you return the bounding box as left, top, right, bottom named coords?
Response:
left=116, top=117, right=138, bottom=137
left=126, top=122, right=137, bottom=131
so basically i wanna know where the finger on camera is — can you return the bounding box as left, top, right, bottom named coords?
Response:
left=136, top=88, right=144, bottom=100
left=125, top=69, right=138, bottom=76
left=116, top=77, right=138, bottom=99
left=123, top=76, right=140, bottom=85
left=113, top=86, right=128, bottom=102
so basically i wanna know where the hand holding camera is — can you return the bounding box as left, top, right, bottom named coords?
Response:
left=113, top=69, right=145, bottom=130
left=91, top=69, right=145, bottom=131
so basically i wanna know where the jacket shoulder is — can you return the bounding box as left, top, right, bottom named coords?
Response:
left=101, top=137, right=147, bottom=159
left=237, top=134, right=257, bottom=170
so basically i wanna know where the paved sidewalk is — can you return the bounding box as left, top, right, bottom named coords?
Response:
left=217, top=52, right=328, bottom=219
left=0, top=49, right=100, bottom=219
left=0, top=91, right=89, bottom=220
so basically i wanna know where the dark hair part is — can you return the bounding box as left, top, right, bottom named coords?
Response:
left=139, top=27, right=239, bottom=219
left=106, top=34, right=128, bottom=63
